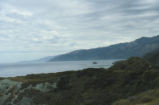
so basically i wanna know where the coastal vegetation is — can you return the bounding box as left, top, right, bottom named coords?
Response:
left=0, top=52, right=158, bottom=105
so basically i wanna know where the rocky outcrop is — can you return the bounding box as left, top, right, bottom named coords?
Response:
left=0, top=79, right=58, bottom=105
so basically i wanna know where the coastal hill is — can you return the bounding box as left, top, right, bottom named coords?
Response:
left=49, top=35, right=159, bottom=61
left=144, top=50, right=159, bottom=68
left=0, top=51, right=159, bottom=104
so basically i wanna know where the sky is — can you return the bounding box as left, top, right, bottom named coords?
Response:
left=0, top=0, right=159, bottom=63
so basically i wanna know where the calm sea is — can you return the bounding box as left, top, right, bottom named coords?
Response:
left=0, top=59, right=120, bottom=77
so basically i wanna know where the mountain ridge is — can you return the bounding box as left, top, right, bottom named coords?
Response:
left=49, top=35, right=159, bottom=61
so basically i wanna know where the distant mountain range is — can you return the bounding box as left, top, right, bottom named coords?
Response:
left=48, top=35, right=159, bottom=61
left=25, top=35, right=159, bottom=63
left=20, top=56, right=54, bottom=64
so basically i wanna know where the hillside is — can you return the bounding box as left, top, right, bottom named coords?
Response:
left=0, top=55, right=159, bottom=104
left=49, top=35, right=159, bottom=61
left=144, top=50, right=159, bottom=68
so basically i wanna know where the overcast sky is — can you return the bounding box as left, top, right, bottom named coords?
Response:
left=0, top=0, right=159, bottom=63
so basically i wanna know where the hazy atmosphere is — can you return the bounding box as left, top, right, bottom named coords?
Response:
left=1, top=0, right=159, bottom=105
left=0, top=0, right=159, bottom=63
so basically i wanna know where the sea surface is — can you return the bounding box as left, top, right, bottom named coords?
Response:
left=0, top=59, right=121, bottom=77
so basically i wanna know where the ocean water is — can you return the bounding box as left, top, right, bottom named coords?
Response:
left=0, top=60, right=120, bottom=77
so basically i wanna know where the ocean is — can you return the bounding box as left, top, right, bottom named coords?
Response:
left=0, top=59, right=120, bottom=77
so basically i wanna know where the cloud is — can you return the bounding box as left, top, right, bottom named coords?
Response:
left=0, top=0, right=159, bottom=62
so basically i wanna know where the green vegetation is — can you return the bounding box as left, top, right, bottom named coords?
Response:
left=0, top=57, right=157, bottom=105
left=144, top=50, right=159, bottom=68
left=112, top=88, right=159, bottom=105
left=109, top=57, right=151, bottom=71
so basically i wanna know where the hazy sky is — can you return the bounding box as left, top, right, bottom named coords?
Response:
left=0, top=0, right=159, bottom=63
